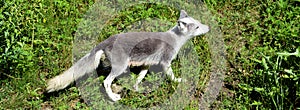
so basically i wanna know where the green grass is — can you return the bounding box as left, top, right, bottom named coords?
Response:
left=0, top=0, right=299, bottom=109
left=204, top=0, right=300, bottom=109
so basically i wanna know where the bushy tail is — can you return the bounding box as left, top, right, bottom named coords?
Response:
left=46, top=50, right=104, bottom=93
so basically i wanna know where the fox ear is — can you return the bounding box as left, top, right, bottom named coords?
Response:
left=179, top=10, right=188, bottom=19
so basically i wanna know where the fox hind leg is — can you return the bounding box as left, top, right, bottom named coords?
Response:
left=103, top=63, right=128, bottom=101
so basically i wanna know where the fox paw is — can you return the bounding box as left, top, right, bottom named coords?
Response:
left=174, top=78, right=184, bottom=82
left=109, top=93, right=121, bottom=102
left=133, top=84, right=139, bottom=92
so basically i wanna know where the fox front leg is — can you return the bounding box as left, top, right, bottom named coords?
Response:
left=133, top=66, right=149, bottom=92
left=163, top=65, right=182, bottom=82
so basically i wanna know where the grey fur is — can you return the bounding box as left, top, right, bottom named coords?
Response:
left=46, top=10, right=209, bottom=101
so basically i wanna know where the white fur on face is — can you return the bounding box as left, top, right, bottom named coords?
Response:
left=178, top=21, right=188, bottom=33
left=178, top=17, right=209, bottom=36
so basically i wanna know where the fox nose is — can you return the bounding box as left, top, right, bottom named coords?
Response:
left=208, top=26, right=210, bottom=31
left=205, top=25, right=210, bottom=32
left=206, top=25, right=210, bottom=32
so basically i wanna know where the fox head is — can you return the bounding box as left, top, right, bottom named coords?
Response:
left=177, top=10, right=209, bottom=37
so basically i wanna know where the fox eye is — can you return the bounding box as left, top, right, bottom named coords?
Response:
left=196, top=26, right=199, bottom=29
